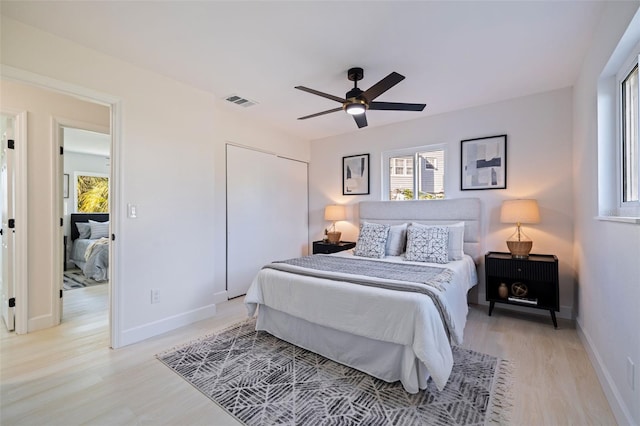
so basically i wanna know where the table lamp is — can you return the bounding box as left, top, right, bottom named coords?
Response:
left=500, top=199, right=540, bottom=258
left=324, top=205, right=346, bottom=244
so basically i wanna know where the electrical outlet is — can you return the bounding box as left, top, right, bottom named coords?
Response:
left=627, top=357, right=635, bottom=390
left=151, top=289, right=160, bottom=304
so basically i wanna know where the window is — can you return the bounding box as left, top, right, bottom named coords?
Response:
left=615, top=46, right=640, bottom=218
left=622, top=64, right=639, bottom=204
left=383, top=145, right=445, bottom=200
left=391, top=157, right=413, bottom=176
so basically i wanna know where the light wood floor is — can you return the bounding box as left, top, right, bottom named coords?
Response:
left=1, top=285, right=616, bottom=425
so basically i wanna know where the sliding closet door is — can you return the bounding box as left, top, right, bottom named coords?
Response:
left=226, top=145, right=308, bottom=299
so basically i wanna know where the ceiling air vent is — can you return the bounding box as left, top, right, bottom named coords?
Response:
left=224, top=94, right=258, bottom=108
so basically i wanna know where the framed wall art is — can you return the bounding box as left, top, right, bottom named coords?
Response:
left=343, top=153, right=370, bottom=195
left=461, top=134, right=507, bottom=190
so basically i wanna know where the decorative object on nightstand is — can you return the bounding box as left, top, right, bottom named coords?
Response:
left=500, top=199, right=540, bottom=258
left=498, top=283, right=508, bottom=299
left=485, top=251, right=559, bottom=328
left=324, top=204, right=346, bottom=244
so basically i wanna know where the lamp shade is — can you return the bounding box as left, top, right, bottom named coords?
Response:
left=324, top=205, right=346, bottom=221
left=500, top=199, right=540, bottom=224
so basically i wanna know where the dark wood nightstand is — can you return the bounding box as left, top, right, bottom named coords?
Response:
left=312, top=240, right=356, bottom=254
left=485, top=251, right=559, bottom=328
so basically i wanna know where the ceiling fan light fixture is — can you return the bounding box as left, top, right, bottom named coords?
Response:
left=345, top=102, right=366, bottom=115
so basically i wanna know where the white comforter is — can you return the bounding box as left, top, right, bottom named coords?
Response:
left=245, top=252, right=478, bottom=391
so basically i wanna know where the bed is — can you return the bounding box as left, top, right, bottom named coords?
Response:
left=245, top=198, right=481, bottom=393
left=69, top=213, right=110, bottom=282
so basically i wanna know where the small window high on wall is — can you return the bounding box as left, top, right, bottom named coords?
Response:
left=622, top=64, right=639, bottom=204
left=597, top=9, right=640, bottom=222
left=382, top=145, right=445, bottom=200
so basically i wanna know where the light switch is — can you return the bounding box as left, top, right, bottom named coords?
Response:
left=128, top=203, right=137, bottom=218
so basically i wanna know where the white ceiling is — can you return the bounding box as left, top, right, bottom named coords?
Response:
left=64, top=127, right=110, bottom=157
left=1, top=1, right=606, bottom=141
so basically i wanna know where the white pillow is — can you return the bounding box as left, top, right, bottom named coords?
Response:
left=446, top=222, right=465, bottom=261
left=405, top=224, right=449, bottom=263
left=411, top=222, right=465, bottom=261
left=89, top=220, right=109, bottom=239
left=354, top=222, right=390, bottom=259
left=385, top=223, right=408, bottom=256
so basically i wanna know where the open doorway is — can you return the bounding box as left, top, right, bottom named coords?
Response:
left=61, top=127, right=111, bottom=322
left=1, top=114, right=16, bottom=331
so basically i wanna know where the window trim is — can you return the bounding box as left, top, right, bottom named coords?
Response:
left=616, top=45, right=640, bottom=216
left=381, top=144, right=446, bottom=201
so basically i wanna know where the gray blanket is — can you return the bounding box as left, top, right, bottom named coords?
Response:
left=264, top=255, right=456, bottom=340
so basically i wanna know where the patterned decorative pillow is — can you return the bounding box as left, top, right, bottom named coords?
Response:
left=405, top=224, right=449, bottom=263
left=89, top=220, right=109, bottom=239
left=412, top=221, right=465, bottom=261
left=75, top=222, right=91, bottom=239
left=354, top=222, right=390, bottom=258
left=385, top=223, right=408, bottom=256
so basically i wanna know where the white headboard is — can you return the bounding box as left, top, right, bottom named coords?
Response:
left=358, top=198, right=482, bottom=262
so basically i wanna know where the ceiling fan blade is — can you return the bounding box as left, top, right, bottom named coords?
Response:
left=369, top=101, right=426, bottom=111
left=362, top=72, right=405, bottom=101
left=295, top=86, right=346, bottom=103
left=353, top=113, right=368, bottom=128
left=298, top=107, right=343, bottom=120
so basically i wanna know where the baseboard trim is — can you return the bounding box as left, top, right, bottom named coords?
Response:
left=27, top=314, right=55, bottom=332
left=119, top=304, right=217, bottom=347
left=213, top=290, right=228, bottom=304
left=576, top=317, right=636, bottom=426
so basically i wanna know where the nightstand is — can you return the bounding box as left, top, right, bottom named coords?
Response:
left=485, top=251, right=559, bottom=328
left=312, top=240, right=356, bottom=254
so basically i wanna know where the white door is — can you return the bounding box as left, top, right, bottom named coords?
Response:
left=1, top=120, right=16, bottom=331
left=226, top=145, right=308, bottom=298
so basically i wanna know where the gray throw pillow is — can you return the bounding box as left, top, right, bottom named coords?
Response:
left=75, top=222, right=91, bottom=239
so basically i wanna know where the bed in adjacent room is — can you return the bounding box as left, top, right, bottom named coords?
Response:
left=245, top=198, right=481, bottom=393
left=69, top=213, right=110, bottom=282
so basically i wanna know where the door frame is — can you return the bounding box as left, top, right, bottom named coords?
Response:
left=1, top=65, right=123, bottom=347
left=0, top=108, right=28, bottom=334
left=52, top=119, right=111, bottom=327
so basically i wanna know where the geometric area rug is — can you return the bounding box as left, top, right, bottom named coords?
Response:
left=157, top=318, right=513, bottom=426
left=63, top=269, right=107, bottom=290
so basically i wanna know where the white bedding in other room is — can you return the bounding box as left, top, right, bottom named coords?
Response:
left=244, top=251, right=477, bottom=392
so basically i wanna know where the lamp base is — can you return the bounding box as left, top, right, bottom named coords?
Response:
left=506, top=240, right=533, bottom=258
left=326, top=232, right=341, bottom=244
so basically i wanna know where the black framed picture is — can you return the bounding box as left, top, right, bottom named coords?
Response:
left=343, top=153, right=370, bottom=195
left=461, top=135, right=507, bottom=190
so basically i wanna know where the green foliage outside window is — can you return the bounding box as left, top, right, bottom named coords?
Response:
left=77, top=176, right=109, bottom=213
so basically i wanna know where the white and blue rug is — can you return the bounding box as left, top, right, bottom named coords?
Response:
left=63, top=269, right=107, bottom=290
left=157, top=319, right=512, bottom=426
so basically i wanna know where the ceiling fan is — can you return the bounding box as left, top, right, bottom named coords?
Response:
left=295, top=67, right=426, bottom=129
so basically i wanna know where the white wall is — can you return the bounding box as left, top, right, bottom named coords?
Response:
left=573, top=2, right=640, bottom=425
left=63, top=151, right=110, bottom=230
left=0, top=16, right=310, bottom=344
left=310, top=88, right=575, bottom=316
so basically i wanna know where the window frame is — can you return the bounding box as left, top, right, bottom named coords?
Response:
left=382, top=144, right=446, bottom=201
left=616, top=47, right=640, bottom=216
